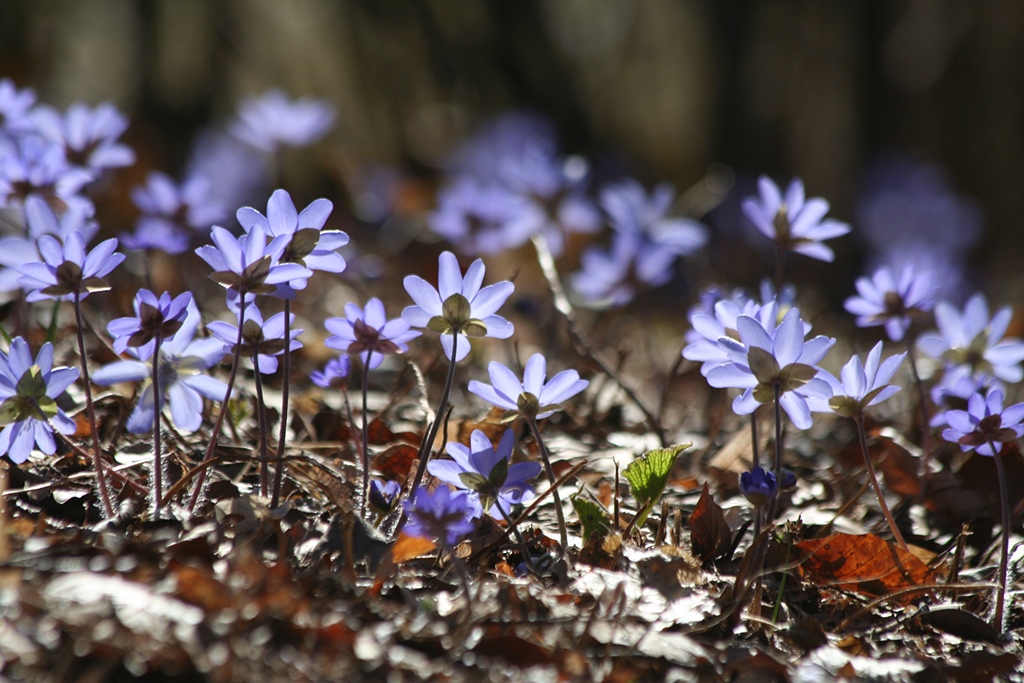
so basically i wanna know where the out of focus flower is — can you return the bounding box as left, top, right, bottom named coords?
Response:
left=185, top=128, right=267, bottom=212
left=107, top=289, right=192, bottom=361
left=819, top=342, right=905, bottom=418
left=31, top=102, right=135, bottom=172
left=310, top=355, right=351, bottom=389
left=403, top=484, right=477, bottom=547
left=402, top=251, right=514, bottom=362
left=942, top=389, right=1024, bottom=457
left=17, top=232, right=124, bottom=303
left=0, top=136, right=93, bottom=214
left=468, top=354, right=588, bottom=421
left=845, top=265, right=936, bottom=341
left=429, top=177, right=530, bottom=255
left=0, top=195, right=98, bottom=292
left=0, top=79, right=36, bottom=135
left=123, top=172, right=227, bottom=254
left=92, top=301, right=228, bottom=433
left=230, top=90, right=335, bottom=153
left=325, top=298, right=419, bottom=369
left=207, top=303, right=302, bottom=374
left=742, top=176, right=850, bottom=262
left=0, top=338, right=79, bottom=464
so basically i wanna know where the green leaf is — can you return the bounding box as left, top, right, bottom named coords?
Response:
left=571, top=495, right=610, bottom=541
left=623, top=443, right=691, bottom=528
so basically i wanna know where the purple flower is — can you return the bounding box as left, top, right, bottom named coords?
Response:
left=0, top=338, right=79, bottom=464
left=207, top=303, right=302, bottom=374
left=603, top=179, right=708, bottom=259
left=942, top=389, right=1024, bottom=457
left=0, top=195, right=98, bottom=292
left=92, top=300, right=228, bottom=433
left=107, top=289, right=192, bottom=361
left=818, top=342, right=905, bottom=418
left=844, top=265, right=937, bottom=342
left=468, top=354, right=588, bottom=421
left=742, top=176, right=850, bottom=262
left=185, top=128, right=268, bottom=213
left=403, top=484, right=477, bottom=547
left=706, top=308, right=835, bottom=429
left=31, top=102, right=135, bottom=172
left=369, top=479, right=402, bottom=515
left=230, top=90, right=335, bottom=153
left=123, top=172, right=227, bottom=254
left=916, top=293, right=1024, bottom=389
left=195, top=223, right=313, bottom=299
left=310, top=355, right=351, bottom=389
left=428, top=429, right=541, bottom=518
left=235, top=188, right=347, bottom=291
left=17, top=232, right=124, bottom=303
left=0, top=136, right=93, bottom=215
left=740, top=467, right=777, bottom=507
left=684, top=296, right=794, bottom=378
left=570, top=232, right=640, bottom=306
left=401, top=251, right=514, bottom=362
left=324, top=298, right=420, bottom=369
left=929, top=373, right=996, bottom=428
left=0, top=79, right=37, bottom=135
left=428, top=177, right=531, bottom=255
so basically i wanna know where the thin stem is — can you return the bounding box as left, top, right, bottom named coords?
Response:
left=527, top=416, right=568, bottom=549
left=530, top=234, right=666, bottom=447
left=494, top=497, right=534, bottom=571
left=270, top=300, right=292, bottom=508
left=905, top=341, right=932, bottom=475
left=361, top=350, right=373, bottom=517
left=855, top=415, right=908, bottom=550
left=750, top=409, right=761, bottom=470
left=986, top=439, right=1010, bottom=634
left=765, top=385, right=784, bottom=523
left=151, top=331, right=163, bottom=519
left=254, top=357, right=270, bottom=498
left=72, top=292, right=114, bottom=518
left=187, top=294, right=247, bottom=512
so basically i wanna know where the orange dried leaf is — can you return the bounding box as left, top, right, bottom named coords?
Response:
left=392, top=533, right=436, bottom=564
left=795, top=532, right=936, bottom=605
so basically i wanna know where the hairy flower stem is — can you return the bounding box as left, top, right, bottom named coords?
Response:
left=855, top=415, right=908, bottom=551
left=905, top=341, right=932, bottom=475
left=986, top=439, right=1010, bottom=633
left=187, top=296, right=247, bottom=512
left=530, top=234, right=666, bottom=447
left=765, top=384, right=784, bottom=523
left=270, top=300, right=292, bottom=508
left=750, top=410, right=761, bottom=470
left=527, top=417, right=568, bottom=549
left=254, top=358, right=270, bottom=498
left=495, top=498, right=534, bottom=571
left=360, top=350, right=374, bottom=516
left=151, top=331, right=164, bottom=519
left=72, top=292, right=114, bottom=519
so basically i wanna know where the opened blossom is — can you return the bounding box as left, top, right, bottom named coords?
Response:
left=17, top=232, right=124, bottom=303
left=468, top=354, right=588, bottom=420
left=404, top=485, right=477, bottom=547
left=325, top=298, right=419, bottom=369
left=819, top=342, right=906, bottom=418
left=845, top=265, right=936, bottom=342
left=942, top=389, right=1024, bottom=457
left=742, top=176, right=850, bottom=262
left=108, top=290, right=192, bottom=361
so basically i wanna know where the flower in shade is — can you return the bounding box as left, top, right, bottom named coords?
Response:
left=0, top=136, right=93, bottom=214
left=706, top=308, right=835, bottom=429
left=844, top=265, right=936, bottom=342
left=742, top=176, right=850, bottom=262
left=0, top=79, right=37, bottom=134
left=404, top=484, right=477, bottom=547
left=602, top=179, right=708, bottom=269
left=123, top=171, right=227, bottom=254
left=324, top=298, right=420, bottom=369
left=107, top=289, right=192, bottom=361
left=310, top=355, right=351, bottom=389
left=739, top=467, right=777, bottom=507
left=230, top=90, right=335, bottom=153
left=942, top=389, right=1024, bottom=457
left=428, top=429, right=541, bottom=517
left=207, top=303, right=303, bottom=374
left=916, top=293, right=1024, bottom=389
left=0, top=195, right=98, bottom=292
left=31, top=102, right=135, bottom=172
left=428, top=177, right=530, bottom=255
left=401, top=251, right=514, bottom=362
left=92, top=301, right=228, bottom=433
left=468, top=354, right=588, bottom=421
left=368, top=479, right=402, bottom=515
left=195, top=223, right=313, bottom=300
left=0, top=338, right=79, bottom=464
left=818, top=342, right=906, bottom=418
left=17, top=232, right=124, bottom=302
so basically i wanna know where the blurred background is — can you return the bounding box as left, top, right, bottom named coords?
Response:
left=2, top=0, right=1023, bottom=309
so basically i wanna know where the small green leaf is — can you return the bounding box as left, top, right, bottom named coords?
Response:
left=458, top=471, right=489, bottom=492
left=571, top=495, right=610, bottom=541
left=623, top=443, right=691, bottom=528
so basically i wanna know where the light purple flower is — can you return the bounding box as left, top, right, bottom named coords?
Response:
left=207, top=303, right=302, bottom=375
left=123, top=172, right=227, bottom=254
left=684, top=297, right=784, bottom=377
left=844, top=265, right=937, bottom=342
left=742, top=176, right=850, bottom=262
left=0, top=195, right=98, bottom=292
left=31, top=102, right=135, bottom=172
left=428, top=177, right=531, bottom=255
left=92, top=300, right=228, bottom=433
left=404, top=484, right=477, bottom=547
left=603, top=179, right=708, bottom=260
left=230, top=90, right=335, bottom=153
left=195, top=223, right=313, bottom=300
left=324, top=298, right=419, bottom=369
left=17, top=232, right=124, bottom=303
left=401, top=251, right=514, bottom=362
left=569, top=232, right=640, bottom=306
left=0, top=79, right=36, bottom=135
left=0, top=136, right=93, bottom=214
left=107, top=289, right=193, bottom=361
left=310, top=355, right=351, bottom=389
left=468, top=354, right=588, bottom=421
left=818, top=342, right=906, bottom=418
left=916, top=293, right=1024, bottom=388
left=942, top=389, right=1024, bottom=457
left=0, top=338, right=79, bottom=464
left=706, top=308, right=835, bottom=429
left=428, top=429, right=541, bottom=518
